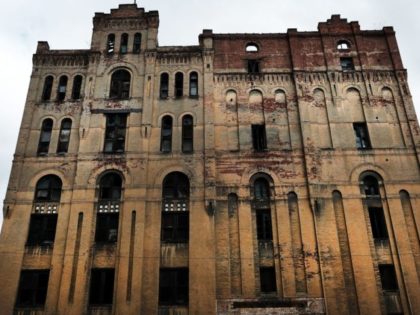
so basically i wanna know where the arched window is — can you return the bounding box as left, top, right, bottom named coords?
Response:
left=189, top=72, right=198, bottom=97
left=337, top=40, right=350, bottom=50
left=57, top=119, right=72, bottom=153
left=362, top=175, right=380, bottom=197
left=107, top=34, right=115, bottom=54
left=120, top=33, right=128, bottom=54
left=57, top=75, right=68, bottom=101
left=163, top=172, right=190, bottom=201
left=254, top=178, right=270, bottom=200
left=35, top=175, right=62, bottom=202
left=182, top=115, right=193, bottom=153
left=71, top=75, right=83, bottom=99
left=175, top=72, right=183, bottom=98
left=160, top=73, right=169, bottom=99
left=133, top=33, right=141, bottom=53
left=246, top=43, right=259, bottom=52
left=99, top=173, right=122, bottom=201
left=42, top=76, right=53, bottom=101
left=160, top=116, right=173, bottom=153
left=109, top=69, right=130, bottom=99
left=37, top=119, right=53, bottom=155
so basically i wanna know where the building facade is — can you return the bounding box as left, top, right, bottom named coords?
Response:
left=0, top=3, right=419, bottom=315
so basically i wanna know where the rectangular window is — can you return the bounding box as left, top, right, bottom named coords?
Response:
left=89, top=269, right=115, bottom=306
left=159, top=268, right=188, bottom=306
left=252, top=124, right=267, bottom=152
left=353, top=122, right=371, bottom=149
left=256, top=209, right=273, bottom=241
left=248, top=60, right=260, bottom=74
left=161, top=212, right=189, bottom=243
left=260, top=267, right=277, bottom=293
left=379, top=265, right=398, bottom=291
left=26, top=214, right=58, bottom=246
left=103, top=114, right=127, bottom=154
left=368, top=207, right=388, bottom=240
left=340, top=57, right=355, bottom=71
left=95, top=213, right=119, bottom=243
left=15, top=270, right=49, bottom=307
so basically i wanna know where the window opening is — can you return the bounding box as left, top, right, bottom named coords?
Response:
left=89, top=269, right=115, bottom=305
left=189, top=72, right=198, bottom=97
left=103, top=114, right=127, bottom=153
left=109, top=69, right=130, bottom=99
left=57, top=119, right=72, bottom=153
left=379, top=265, right=399, bottom=291
left=362, top=175, right=380, bottom=196
left=15, top=270, right=50, bottom=307
left=26, top=214, right=58, bottom=246
left=37, top=119, right=53, bottom=156
left=353, top=122, right=371, bottom=149
left=71, top=75, right=82, bottom=99
left=35, top=175, right=62, bottom=202
left=120, top=33, right=128, bottom=54
left=160, top=116, right=173, bottom=153
left=95, top=213, right=119, bottom=243
left=252, top=124, right=267, bottom=152
left=133, top=33, right=141, bottom=53
left=175, top=72, right=184, bottom=98
left=99, top=173, right=122, bottom=201
left=246, top=43, right=259, bottom=52
left=368, top=207, right=388, bottom=239
left=42, top=76, right=53, bottom=101
left=182, top=115, right=193, bottom=153
left=340, top=57, right=355, bottom=71
left=57, top=76, right=68, bottom=101
left=256, top=209, right=273, bottom=240
left=160, top=73, right=169, bottom=99
left=260, top=267, right=277, bottom=293
left=159, top=268, right=188, bottom=306
left=106, top=34, right=115, bottom=54
left=248, top=60, right=260, bottom=74
left=161, top=212, right=189, bottom=243
left=254, top=178, right=270, bottom=200
left=337, top=40, right=350, bottom=50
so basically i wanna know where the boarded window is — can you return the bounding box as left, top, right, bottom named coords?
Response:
left=159, top=268, right=188, bottom=306
left=109, top=69, right=130, bottom=99
left=89, top=269, right=115, bottom=305
left=57, top=119, right=72, bottom=153
left=103, top=114, right=127, bottom=153
left=15, top=270, right=50, bottom=307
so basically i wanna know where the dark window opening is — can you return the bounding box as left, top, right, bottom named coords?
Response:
left=256, top=209, right=273, bottom=241
left=254, top=178, right=270, bottom=200
left=15, top=270, right=49, bottom=308
left=26, top=214, right=58, bottom=246
left=133, top=33, right=141, bottom=53
left=189, top=72, right=198, bottom=97
left=160, top=73, right=169, bottom=99
left=89, top=269, right=115, bottom=305
left=337, top=40, right=350, bottom=50
left=160, top=116, right=173, bottom=153
left=175, top=72, right=184, bottom=98
left=159, top=268, right=188, bottom=306
left=106, top=34, right=115, bottom=54
left=353, top=123, right=371, bottom=149
left=109, top=69, right=130, bottom=99
left=163, top=172, right=190, bottom=200
left=57, top=119, right=72, bottom=154
left=42, top=76, right=53, bottom=101
left=99, top=173, right=122, bottom=201
left=252, top=124, right=267, bottom=152
left=71, top=75, right=82, bottom=99
left=368, top=207, right=388, bottom=239
left=340, top=57, right=354, bottom=71
left=95, top=213, right=119, bottom=243
left=260, top=267, right=277, bottom=293
left=379, top=265, right=399, bottom=291
left=182, top=115, right=193, bottom=153
left=120, top=33, right=128, bottom=54
left=103, top=114, right=127, bottom=154
left=248, top=60, right=260, bottom=74
left=37, top=119, right=53, bottom=156
left=161, top=212, right=189, bottom=243
left=35, top=175, right=62, bottom=202
left=57, top=76, right=68, bottom=101
left=362, top=175, right=380, bottom=196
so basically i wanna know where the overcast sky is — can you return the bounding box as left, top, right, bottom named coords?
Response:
left=1, top=0, right=419, bottom=229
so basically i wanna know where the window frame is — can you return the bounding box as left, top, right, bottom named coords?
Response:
left=120, top=33, right=128, bottom=54
left=89, top=269, right=115, bottom=306
left=353, top=122, right=371, bottom=150
left=57, top=118, right=72, bottom=154
left=56, top=75, right=68, bottom=101
left=260, top=267, right=277, bottom=293
left=37, top=119, right=53, bottom=156
left=71, top=75, right=83, bottom=100
left=15, top=270, right=50, bottom=308
left=160, top=116, right=173, bottom=153
left=182, top=115, right=194, bottom=153
left=368, top=207, right=389, bottom=240
left=160, top=73, right=169, bottom=99
left=159, top=268, right=189, bottom=306
left=103, top=114, right=127, bottom=154
left=175, top=72, right=184, bottom=98
left=106, top=34, right=115, bottom=54
left=247, top=59, right=260, bottom=74
left=189, top=72, right=198, bottom=98
left=133, top=33, right=141, bottom=53
left=26, top=214, right=58, bottom=247
left=340, top=57, right=355, bottom=71
left=34, top=175, right=62, bottom=202
left=41, top=76, right=54, bottom=101
left=109, top=69, right=131, bottom=100
left=251, top=124, right=267, bottom=152
left=256, top=209, right=273, bottom=241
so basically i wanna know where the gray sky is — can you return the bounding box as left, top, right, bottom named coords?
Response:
left=1, top=0, right=419, bottom=229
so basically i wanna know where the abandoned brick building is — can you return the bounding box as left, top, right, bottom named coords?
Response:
left=1, top=3, right=420, bottom=315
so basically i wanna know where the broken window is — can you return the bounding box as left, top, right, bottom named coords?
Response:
left=362, top=175, right=380, bottom=196
left=160, top=73, right=169, bottom=99
left=256, top=209, right=273, bottom=241
left=103, top=114, right=127, bottom=153
left=35, top=175, right=62, bottom=202
left=246, top=43, right=259, bottom=52
left=353, top=122, right=371, bottom=149
left=109, top=69, right=130, bottom=99
left=57, top=118, right=72, bottom=154
left=42, top=76, right=53, bottom=101
left=160, top=116, right=173, bottom=153
left=120, top=33, right=128, bottom=54
left=106, top=34, right=115, bottom=54
left=161, top=212, right=189, bottom=243
left=159, top=268, right=188, bottom=306
left=337, top=40, right=350, bottom=50
left=15, top=270, right=49, bottom=307
left=379, top=265, right=399, bottom=291
left=71, top=75, right=82, bottom=99
left=56, top=75, right=68, bottom=101
left=133, top=33, right=141, bottom=53
left=175, top=72, right=184, bottom=98
left=95, top=213, right=119, bottom=243
left=260, top=267, right=277, bottom=293
left=368, top=207, right=388, bottom=240
left=182, top=115, right=193, bottom=153
left=163, top=172, right=189, bottom=200
left=26, top=214, right=58, bottom=246
left=189, top=72, right=198, bottom=97
left=252, top=124, right=267, bottom=152
left=37, top=119, right=53, bottom=156
left=340, top=57, right=354, bottom=71
left=89, top=269, right=115, bottom=306
left=99, top=173, right=122, bottom=201
left=248, top=60, right=260, bottom=74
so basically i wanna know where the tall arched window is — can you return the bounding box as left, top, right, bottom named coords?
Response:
left=71, top=75, right=83, bottom=99
left=109, top=69, right=130, bottom=99
left=254, top=178, right=270, bottom=200
left=120, top=33, right=128, bottom=54
left=57, top=119, right=72, bottom=153
left=160, top=73, right=169, bottom=99
left=107, top=34, right=115, bottom=54
left=175, top=72, right=183, bottom=98
left=35, top=175, right=62, bottom=202
left=160, top=116, right=173, bottom=153
left=42, top=76, right=53, bottom=101
left=189, top=72, right=198, bottom=97
left=99, top=173, right=122, bottom=201
left=57, top=75, right=68, bottom=101
left=362, top=175, right=380, bottom=197
left=182, top=115, right=193, bottom=153
left=133, top=33, right=141, bottom=53
left=37, top=119, right=53, bottom=155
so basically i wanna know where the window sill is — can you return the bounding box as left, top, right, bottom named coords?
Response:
left=189, top=95, right=199, bottom=99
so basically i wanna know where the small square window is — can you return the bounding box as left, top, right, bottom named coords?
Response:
left=247, top=60, right=260, bottom=74
left=340, top=57, right=355, bottom=71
